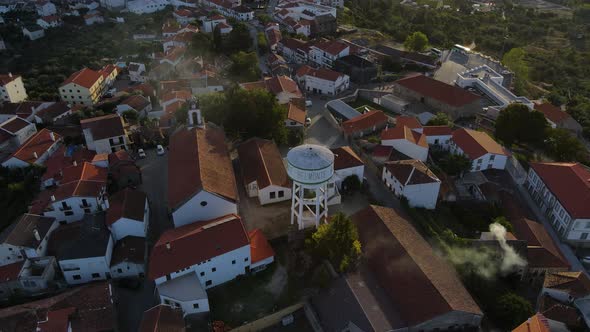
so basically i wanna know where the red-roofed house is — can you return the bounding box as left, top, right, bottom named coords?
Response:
left=41, top=146, right=96, bottom=188
left=2, top=128, right=61, bottom=168
left=450, top=128, right=508, bottom=171
left=0, top=214, right=58, bottom=266
left=542, top=271, right=590, bottom=303
left=99, top=64, right=119, bottom=88
left=341, top=110, right=388, bottom=137
left=168, top=127, right=238, bottom=227
left=240, top=75, right=302, bottom=104
left=59, top=68, right=105, bottom=106
left=393, top=74, right=481, bottom=119
left=237, top=138, right=292, bottom=205
left=81, top=114, right=132, bottom=154
left=106, top=188, right=149, bottom=241
left=535, top=102, right=583, bottom=135
left=527, top=162, right=590, bottom=246
left=0, top=116, right=37, bottom=148
left=110, top=235, right=145, bottom=279
left=422, top=125, right=453, bottom=149
left=116, top=94, right=152, bottom=117
left=0, top=256, right=57, bottom=299
left=0, top=73, right=28, bottom=103
left=295, top=65, right=349, bottom=96
left=39, top=162, right=109, bottom=223
left=149, top=214, right=274, bottom=315
left=512, top=313, right=559, bottom=332
left=331, top=146, right=365, bottom=191
left=380, top=125, right=428, bottom=161
left=382, top=160, right=441, bottom=209
left=285, top=102, right=306, bottom=127
left=36, top=15, right=62, bottom=29
left=309, top=40, right=349, bottom=68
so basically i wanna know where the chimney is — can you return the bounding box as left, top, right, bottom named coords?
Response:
left=49, top=131, right=55, bottom=141
left=33, top=151, right=38, bottom=159
left=166, top=242, right=171, bottom=250
left=73, top=160, right=77, bottom=167
left=50, top=195, right=56, bottom=202
left=33, top=229, right=41, bottom=242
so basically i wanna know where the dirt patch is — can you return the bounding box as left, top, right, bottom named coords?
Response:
left=265, top=266, right=288, bottom=296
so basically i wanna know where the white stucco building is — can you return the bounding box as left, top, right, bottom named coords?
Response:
left=1, top=129, right=61, bottom=168
left=295, top=65, right=349, bottom=96
left=237, top=138, right=292, bottom=205
left=308, top=40, right=349, bottom=68
left=527, top=162, right=590, bottom=247
left=110, top=236, right=145, bottom=279
left=450, top=128, right=508, bottom=172
left=382, top=160, right=441, bottom=209
left=331, top=146, right=364, bottom=191
left=127, top=0, right=170, bottom=14
left=422, top=125, right=453, bottom=150
left=0, top=116, right=37, bottom=147
left=128, top=62, right=147, bottom=82
left=0, top=214, right=58, bottom=267
left=106, top=188, right=149, bottom=241
left=81, top=114, right=132, bottom=154
left=59, top=68, right=104, bottom=106
left=0, top=73, right=28, bottom=103
left=380, top=125, right=429, bottom=162
left=22, top=25, right=45, bottom=41
left=36, top=1, right=57, bottom=16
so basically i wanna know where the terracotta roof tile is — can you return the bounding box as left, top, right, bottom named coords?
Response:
left=512, top=313, right=551, bottom=332
left=36, top=307, right=76, bottom=332
left=0, top=261, right=24, bottom=282
left=544, top=272, right=590, bottom=298
left=530, top=162, right=590, bottom=218
left=295, top=65, right=344, bottom=82
left=0, top=74, right=20, bottom=86
left=352, top=205, right=482, bottom=325
left=265, top=75, right=302, bottom=97
left=248, top=229, right=275, bottom=264
left=36, top=102, right=71, bottom=121
left=121, top=95, right=150, bottom=111
left=106, top=188, right=147, bottom=226
left=422, top=125, right=452, bottom=136
left=0, top=214, right=55, bottom=248
left=313, top=40, right=348, bottom=56
left=0, top=117, right=31, bottom=133
left=110, top=235, right=145, bottom=266
left=381, top=125, right=427, bottom=148
left=342, top=110, right=388, bottom=135
left=52, top=162, right=107, bottom=201
left=395, top=116, right=422, bottom=130
left=60, top=68, right=102, bottom=89
left=10, top=128, right=61, bottom=164
left=534, top=102, right=570, bottom=124
left=331, top=146, right=364, bottom=170
left=80, top=114, right=126, bottom=140
left=139, top=305, right=185, bottom=332
left=168, top=127, right=237, bottom=210
left=287, top=103, right=306, bottom=124
left=538, top=295, right=582, bottom=327
left=237, top=138, right=290, bottom=190
left=395, top=74, right=480, bottom=107
left=149, top=214, right=249, bottom=279
left=451, top=128, right=506, bottom=159
left=384, top=159, right=440, bottom=185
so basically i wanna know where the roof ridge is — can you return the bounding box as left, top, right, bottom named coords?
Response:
left=257, top=140, right=273, bottom=187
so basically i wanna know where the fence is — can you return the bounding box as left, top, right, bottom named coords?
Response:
left=231, top=302, right=304, bottom=331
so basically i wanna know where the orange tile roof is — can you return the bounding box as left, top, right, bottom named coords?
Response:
left=287, top=103, right=306, bottom=124
left=10, top=128, right=61, bottom=164
left=381, top=125, right=427, bottom=148
left=529, top=162, right=590, bottom=218
left=42, top=146, right=96, bottom=182
left=162, top=89, right=192, bottom=104
left=451, top=128, right=506, bottom=159
left=295, top=65, right=344, bottom=82
left=543, top=272, right=590, bottom=298
left=512, top=313, right=551, bottom=332
left=237, top=138, right=290, bottom=190
left=60, top=68, right=102, bottom=89
left=422, top=125, right=452, bottom=136
left=342, top=110, right=388, bottom=135
left=80, top=114, right=126, bottom=140
left=396, top=74, right=480, bottom=107
left=534, top=102, right=570, bottom=124
left=395, top=116, right=422, bottom=130
left=53, top=162, right=108, bottom=201
left=313, top=40, right=348, bottom=56
left=331, top=146, right=364, bottom=170
left=168, top=127, right=237, bottom=209
left=106, top=188, right=147, bottom=226
left=0, top=261, right=24, bottom=282
left=249, top=229, right=275, bottom=264
left=36, top=307, right=76, bottom=332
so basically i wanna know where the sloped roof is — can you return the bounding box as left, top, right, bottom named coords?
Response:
left=351, top=205, right=482, bottom=326
left=80, top=114, right=126, bottom=140
left=313, top=40, right=348, bottom=56
left=110, top=235, right=145, bottom=266
left=534, top=102, right=570, bottom=124
left=0, top=214, right=55, bottom=248
left=248, top=229, right=275, bottom=264
left=237, top=138, right=290, bottom=190
left=395, top=116, right=422, bottom=130
left=106, top=188, right=147, bottom=226
left=168, top=127, right=237, bottom=210
left=60, top=68, right=102, bottom=89
left=161, top=89, right=191, bottom=104
left=381, top=125, right=427, bottom=148
left=0, top=261, right=24, bottom=282
left=512, top=313, right=551, bottom=332
left=139, top=305, right=185, bottom=332
left=121, top=95, right=150, bottom=111
left=287, top=102, right=306, bottom=124
left=342, top=110, right=388, bottom=135
left=42, top=145, right=96, bottom=182
left=0, top=116, right=31, bottom=134
left=451, top=128, right=507, bottom=159
left=543, top=272, right=590, bottom=298
left=148, top=214, right=249, bottom=279
left=423, top=125, right=453, bottom=136
left=384, top=159, right=440, bottom=185
left=36, top=307, right=76, bottom=332
left=0, top=74, right=20, bottom=86
left=395, top=74, right=480, bottom=107
left=530, top=162, right=590, bottom=218
left=9, top=128, right=61, bottom=164
left=331, top=146, right=364, bottom=170
left=295, top=65, right=344, bottom=82
left=513, top=218, right=570, bottom=269
left=53, top=162, right=107, bottom=201
left=36, top=102, right=71, bottom=121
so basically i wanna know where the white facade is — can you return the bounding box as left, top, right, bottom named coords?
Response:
left=59, top=236, right=113, bottom=285
left=44, top=195, right=109, bottom=224
left=425, top=134, right=452, bottom=150
left=381, top=138, right=428, bottom=162
left=83, top=131, right=131, bottom=154
left=382, top=167, right=441, bottom=209
left=299, top=72, right=349, bottom=96
left=201, top=17, right=227, bottom=33
left=0, top=223, right=58, bottom=267
left=0, top=75, right=27, bottom=103
left=36, top=17, right=61, bottom=29
left=36, top=1, right=57, bottom=16
left=127, top=0, right=170, bottom=14
left=309, top=45, right=349, bottom=68
left=333, top=165, right=364, bottom=190
left=172, top=190, right=237, bottom=228
left=128, top=62, right=147, bottom=82
left=1, top=137, right=61, bottom=168
left=450, top=142, right=507, bottom=172
left=22, top=26, right=45, bottom=40
left=247, top=183, right=292, bottom=205
left=110, top=260, right=145, bottom=279
left=0, top=117, right=37, bottom=145
left=109, top=200, right=149, bottom=241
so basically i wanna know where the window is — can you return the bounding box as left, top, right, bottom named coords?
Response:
left=92, top=273, right=100, bottom=278
left=232, top=260, right=236, bottom=265
left=205, top=280, right=212, bottom=286
left=117, top=268, right=122, bottom=273
left=490, top=154, right=495, bottom=161
left=193, top=303, right=199, bottom=309
left=582, top=233, right=588, bottom=240
left=278, top=190, right=284, bottom=198
left=200, top=201, right=208, bottom=207
left=84, top=208, right=91, bottom=214
left=212, top=267, right=216, bottom=272
left=82, top=199, right=88, bottom=207
left=270, top=192, right=276, bottom=199
left=73, top=275, right=81, bottom=280
left=244, top=257, right=249, bottom=262
left=477, top=159, right=482, bottom=164
left=65, top=211, right=74, bottom=216
left=166, top=274, right=171, bottom=281
left=200, top=271, right=205, bottom=276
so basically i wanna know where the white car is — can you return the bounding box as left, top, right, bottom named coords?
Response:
left=156, top=145, right=165, bottom=156
left=305, top=117, right=312, bottom=126
left=138, top=149, right=146, bottom=159
left=305, top=100, right=312, bottom=107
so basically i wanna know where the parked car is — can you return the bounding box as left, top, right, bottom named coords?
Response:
left=305, top=117, right=312, bottom=126
left=305, top=99, right=312, bottom=107
left=582, top=256, right=590, bottom=266
left=138, top=149, right=146, bottom=159
left=156, top=145, right=165, bottom=156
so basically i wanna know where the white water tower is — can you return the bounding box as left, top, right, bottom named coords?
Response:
left=286, top=144, right=334, bottom=230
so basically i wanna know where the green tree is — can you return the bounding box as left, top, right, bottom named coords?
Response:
left=191, top=33, right=213, bottom=57
left=546, top=128, right=588, bottom=163
left=342, top=175, right=361, bottom=193
left=226, top=23, right=253, bottom=53
left=427, top=112, right=451, bottom=126
left=122, top=110, right=138, bottom=124
left=493, top=293, right=533, bottom=330
left=305, top=213, right=362, bottom=272
left=439, top=154, right=472, bottom=175
left=174, top=103, right=189, bottom=125
left=257, top=14, right=272, bottom=25
left=502, top=48, right=529, bottom=93
left=228, top=52, right=261, bottom=82
left=403, top=32, right=429, bottom=52
left=495, top=103, right=548, bottom=147
left=257, top=32, right=268, bottom=54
